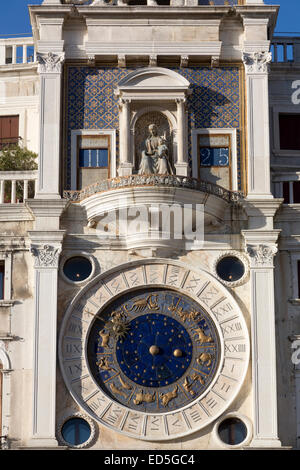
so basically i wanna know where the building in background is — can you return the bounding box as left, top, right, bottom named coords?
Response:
left=0, top=0, right=299, bottom=450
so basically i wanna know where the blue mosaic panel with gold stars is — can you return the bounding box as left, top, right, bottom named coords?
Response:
left=66, top=66, right=242, bottom=189
left=87, top=288, right=221, bottom=413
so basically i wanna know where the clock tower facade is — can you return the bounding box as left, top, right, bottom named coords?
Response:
left=0, top=0, right=287, bottom=450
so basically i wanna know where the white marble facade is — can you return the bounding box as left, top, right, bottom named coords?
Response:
left=0, top=0, right=296, bottom=451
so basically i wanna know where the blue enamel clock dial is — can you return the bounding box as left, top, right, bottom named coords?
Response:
left=87, top=288, right=220, bottom=413
left=116, top=313, right=193, bottom=388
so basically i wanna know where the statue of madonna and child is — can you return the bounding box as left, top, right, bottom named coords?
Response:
left=138, top=123, right=173, bottom=175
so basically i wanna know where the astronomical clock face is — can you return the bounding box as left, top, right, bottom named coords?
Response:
left=59, top=260, right=249, bottom=441
left=87, top=289, right=220, bottom=414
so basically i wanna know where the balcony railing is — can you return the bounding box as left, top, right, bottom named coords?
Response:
left=271, top=37, right=300, bottom=64
left=63, top=174, right=244, bottom=205
left=0, top=170, right=38, bottom=204
left=0, top=37, right=36, bottom=66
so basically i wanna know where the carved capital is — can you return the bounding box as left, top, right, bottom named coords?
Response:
left=175, top=97, right=186, bottom=105
left=37, top=52, right=65, bottom=74
left=242, top=51, right=272, bottom=74
left=246, top=244, right=278, bottom=267
left=31, top=244, right=61, bottom=268
left=118, top=97, right=131, bottom=110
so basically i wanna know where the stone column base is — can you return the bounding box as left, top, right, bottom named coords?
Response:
left=118, top=163, right=133, bottom=177
left=175, top=162, right=189, bottom=177
left=25, top=438, right=60, bottom=448
left=247, top=438, right=286, bottom=449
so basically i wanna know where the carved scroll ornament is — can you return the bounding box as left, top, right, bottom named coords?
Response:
left=242, top=52, right=272, bottom=74
left=37, top=52, right=65, bottom=74
left=246, top=244, right=278, bottom=267
left=31, top=244, right=61, bottom=268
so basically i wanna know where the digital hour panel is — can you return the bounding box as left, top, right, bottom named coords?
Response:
left=199, top=147, right=229, bottom=167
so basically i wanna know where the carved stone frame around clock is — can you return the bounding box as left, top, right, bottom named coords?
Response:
left=58, top=258, right=250, bottom=443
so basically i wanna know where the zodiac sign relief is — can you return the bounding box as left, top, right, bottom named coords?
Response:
left=110, top=382, right=128, bottom=400
left=97, top=357, right=116, bottom=372
left=183, top=374, right=205, bottom=396
left=192, top=327, right=214, bottom=345
left=197, top=352, right=214, bottom=367
left=99, top=329, right=110, bottom=348
left=133, top=390, right=156, bottom=405
left=168, top=300, right=202, bottom=323
left=118, top=375, right=132, bottom=391
left=124, top=294, right=159, bottom=313
left=160, top=385, right=178, bottom=407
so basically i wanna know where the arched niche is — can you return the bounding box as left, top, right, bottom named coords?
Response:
left=131, top=107, right=177, bottom=173
left=116, top=67, right=190, bottom=177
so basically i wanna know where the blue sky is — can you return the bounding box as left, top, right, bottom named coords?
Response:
left=0, top=0, right=299, bottom=38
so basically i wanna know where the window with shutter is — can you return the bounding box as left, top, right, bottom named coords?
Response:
left=0, top=115, right=19, bottom=149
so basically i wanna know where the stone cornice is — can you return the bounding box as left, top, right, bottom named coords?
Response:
left=242, top=229, right=281, bottom=245
left=0, top=205, right=34, bottom=222
left=29, top=5, right=279, bottom=21
left=26, top=199, right=69, bottom=219
left=242, top=198, right=284, bottom=218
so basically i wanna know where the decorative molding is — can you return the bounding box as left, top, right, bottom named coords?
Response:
left=212, top=413, right=253, bottom=449
left=30, top=244, right=61, bottom=268
left=63, top=174, right=244, bottom=204
left=37, top=52, right=65, bottom=74
left=211, top=56, right=219, bottom=68
left=242, top=51, right=272, bottom=74
left=0, top=301, right=15, bottom=308
left=118, top=54, right=126, bottom=68
left=59, top=252, right=97, bottom=286
left=246, top=244, right=278, bottom=267
left=180, top=55, right=189, bottom=67
left=149, top=54, right=157, bottom=67
left=87, top=55, right=95, bottom=66
left=0, top=343, right=11, bottom=370
left=58, top=258, right=250, bottom=442
left=85, top=41, right=222, bottom=58
left=212, top=251, right=249, bottom=288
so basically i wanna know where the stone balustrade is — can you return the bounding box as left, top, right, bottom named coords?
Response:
left=0, top=37, right=36, bottom=66
left=271, top=37, right=300, bottom=64
left=0, top=171, right=38, bottom=203
left=63, top=174, right=244, bottom=204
